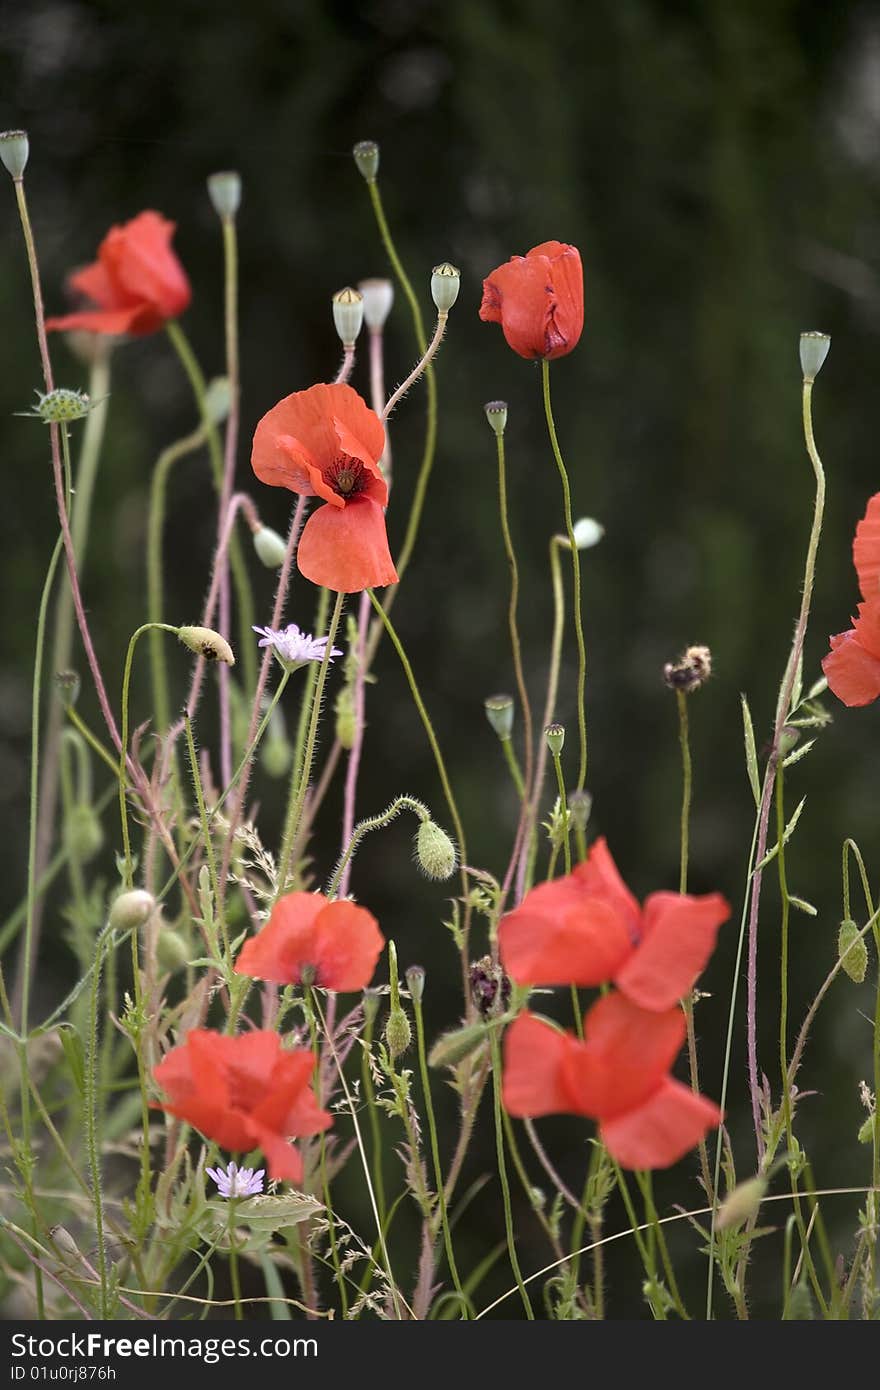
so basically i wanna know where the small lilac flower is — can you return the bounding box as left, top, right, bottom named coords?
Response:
left=206, top=1160, right=265, bottom=1199
left=253, top=623, right=343, bottom=672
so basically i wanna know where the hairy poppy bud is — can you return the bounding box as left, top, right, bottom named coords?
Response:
left=260, top=733, right=292, bottom=779
left=335, top=684, right=357, bottom=750
left=799, top=331, right=830, bottom=384
left=207, top=170, right=242, bottom=219
left=156, top=928, right=190, bottom=974
left=484, top=400, right=508, bottom=436
left=252, top=524, right=287, bottom=569
left=415, top=820, right=457, bottom=881
left=359, top=278, right=394, bottom=331
left=204, top=377, right=232, bottom=426
left=49, top=1226, right=81, bottom=1264
left=544, top=722, right=565, bottom=757
left=484, top=693, right=514, bottom=741
left=405, top=964, right=426, bottom=1003
left=64, top=805, right=103, bottom=863
left=429, top=1021, right=489, bottom=1068
left=109, top=889, right=155, bottom=933
left=715, top=1175, right=767, bottom=1231
left=385, top=1006, right=411, bottom=1059
left=353, top=140, right=379, bottom=182
left=177, top=626, right=235, bottom=666
left=431, top=262, right=460, bottom=313
left=838, top=919, right=868, bottom=983
left=0, top=129, right=29, bottom=179
left=332, top=286, right=364, bottom=347
left=779, top=725, right=800, bottom=756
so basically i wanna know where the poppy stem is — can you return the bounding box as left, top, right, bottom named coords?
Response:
left=521, top=534, right=568, bottom=896
left=540, top=359, right=588, bottom=792
left=303, top=984, right=349, bottom=1317
left=381, top=310, right=447, bottom=422
left=327, top=794, right=430, bottom=899
left=489, top=1027, right=534, bottom=1317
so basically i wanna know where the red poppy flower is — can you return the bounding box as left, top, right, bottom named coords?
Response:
left=479, top=241, right=583, bottom=360
left=502, top=1001, right=721, bottom=1170
left=234, top=891, right=384, bottom=993
left=498, top=837, right=729, bottom=1010
left=251, top=382, right=398, bottom=593
left=152, top=1029, right=331, bottom=1183
left=45, top=211, right=191, bottom=336
left=823, top=493, right=880, bottom=706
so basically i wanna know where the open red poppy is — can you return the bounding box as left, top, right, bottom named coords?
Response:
left=823, top=493, right=880, bottom=706
left=498, top=837, right=729, bottom=1010
left=479, top=241, right=583, bottom=360
left=45, top=211, right=191, bottom=337
left=251, top=382, right=398, bottom=593
left=152, top=1029, right=331, bottom=1184
left=234, top=891, right=384, bottom=993
left=502, top=1001, right=721, bottom=1170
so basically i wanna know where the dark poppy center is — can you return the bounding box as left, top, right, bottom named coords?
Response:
left=327, top=452, right=366, bottom=499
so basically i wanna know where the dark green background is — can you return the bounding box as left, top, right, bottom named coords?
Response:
left=1, top=0, right=879, bottom=1318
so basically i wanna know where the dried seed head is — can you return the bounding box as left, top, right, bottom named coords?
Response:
left=469, top=954, right=511, bottom=1019
left=177, top=626, right=235, bottom=666
left=663, top=644, right=712, bottom=693
left=544, top=722, right=565, bottom=757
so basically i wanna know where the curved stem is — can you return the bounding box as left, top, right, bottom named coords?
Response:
left=521, top=534, right=567, bottom=897
left=381, top=311, right=447, bottom=422
left=118, top=622, right=180, bottom=889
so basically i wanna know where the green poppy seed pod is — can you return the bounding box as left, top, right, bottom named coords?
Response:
left=156, top=927, right=190, bottom=974
left=362, top=986, right=382, bottom=1026
left=484, top=400, right=508, bottom=436
left=55, top=669, right=81, bottom=709
left=431, top=262, right=460, bottom=313
left=838, top=919, right=868, bottom=984
left=800, top=331, right=830, bottom=384
left=359, top=277, right=394, bottom=331
left=484, top=692, right=514, bottom=741
left=260, top=734, right=292, bottom=779
left=353, top=140, right=380, bottom=182
left=109, top=889, right=155, bottom=933
left=428, top=1021, right=489, bottom=1069
left=415, top=820, right=457, bottom=881
left=0, top=129, right=29, bottom=179
left=64, top=804, right=103, bottom=863
left=335, top=684, right=357, bottom=750
left=177, top=626, right=235, bottom=666
left=204, top=377, right=232, bottom=426
left=207, top=170, right=242, bottom=220
left=571, top=517, right=605, bottom=550
left=544, top=722, right=565, bottom=757
left=405, top=965, right=425, bottom=1003
left=252, top=524, right=288, bottom=569
left=333, top=286, right=364, bottom=347
left=385, top=1006, right=412, bottom=1059
left=715, top=1175, right=768, bottom=1231
left=568, top=789, right=593, bottom=834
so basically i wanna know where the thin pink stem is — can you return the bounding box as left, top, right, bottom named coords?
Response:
left=335, top=346, right=355, bottom=385
left=338, top=590, right=370, bottom=899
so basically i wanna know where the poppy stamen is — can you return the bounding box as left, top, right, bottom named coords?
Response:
left=329, top=453, right=364, bottom=498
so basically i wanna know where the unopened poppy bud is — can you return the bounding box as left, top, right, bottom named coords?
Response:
left=385, top=1006, right=411, bottom=1059
left=485, top=693, right=514, bottom=741
left=353, top=140, right=379, bottom=182
left=405, top=965, right=425, bottom=1003
left=431, top=262, right=460, bottom=313
left=156, top=927, right=190, bottom=974
left=207, top=170, right=242, bottom=220
left=544, top=722, right=565, bottom=757
left=484, top=400, right=508, bottom=436
left=428, top=1021, right=489, bottom=1069
left=49, top=1225, right=81, bottom=1263
left=0, top=129, right=29, bottom=179
left=65, top=805, right=103, bottom=862
left=359, top=277, right=394, bottom=331
left=335, top=684, right=357, bottom=749
left=838, top=919, right=868, bottom=983
left=55, top=669, right=81, bottom=708
left=568, top=789, right=592, bottom=834
left=204, top=377, right=232, bottom=426
left=362, top=987, right=382, bottom=1026
left=109, top=889, right=155, bottom=933
left=787, top=1280, right=814, bottom=1320
left=716, top=1175, right=768, bottom=1231
left=800, top=331, right=830, bottom=384
left=663, top=644, right=712, bottom=693
left=253, top=524, right=288, bottom=569
left=177, top=626, right=235, bottom=666
left=571, top=517, right=605, bottom=550
left=415, top=820, right=457, bottom=880
left=260, top=734, right=291, bottom=779
left=333, top=286, right=364, bottom=347
left=779, top=725, right=800, bottom=756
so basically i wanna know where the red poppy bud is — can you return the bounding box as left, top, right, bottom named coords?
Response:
left=479, top=241, right=583, bottom=361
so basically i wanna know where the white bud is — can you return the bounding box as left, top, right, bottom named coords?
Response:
left=358, top=277, right=394, bottom=331
left=571, top=517, right=605, bottom=549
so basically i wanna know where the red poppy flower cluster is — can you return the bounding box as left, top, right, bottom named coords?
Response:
left=46, top=211, right=191, bottom=337
left=479, top=240, right=583, bottom=360
left=822, top=493, right=880, bottom=707
left=234, top=890, right=384, bottom=993
left=152, top=1030, right=330, bottom=1184
left=251, top=382, right=398, bottom=593
left=499, top=838, right=729, bottom=1169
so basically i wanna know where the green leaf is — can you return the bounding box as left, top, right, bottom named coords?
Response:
left=741, top=694, right=761, bottom=807
left=231, top=1193, right=322, bottom=1230
left=782, top=738, right=815, bottom=769
left=58, top=1025, right=85, bottom=1096
left=753, top=796, right=806, bottom=872
left=788, top=896, right=817, bottom=916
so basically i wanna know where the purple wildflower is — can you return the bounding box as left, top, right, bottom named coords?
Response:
left=253, top=623, right=342, bottom=671
left=206, top=1160, right=265, bottom=1199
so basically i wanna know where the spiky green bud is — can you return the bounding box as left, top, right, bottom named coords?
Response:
left=415, top=820, right=457, bottom=881
left=838, top=919, right=868, bottom=983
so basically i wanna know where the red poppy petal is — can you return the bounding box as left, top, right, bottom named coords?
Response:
left=563, top=992, right=686, bottom=1117
left=854, top=493, right=880, bottom=601
left=250, top=1049, right=322, bottom=1132
left=45, top=306, right=157, bottom=336
left=479, top=252, right=558, bottom=359
left=501, top=1012, right=576, bottom=1117
left=101, top=211, right=191, bottom=319
left=615, top=891, right=729, bottom=1011
left=297, top=496, right=398, bottom=592
left=499, top=896, right=632, bottom=987
left=68, top=260, right=121, bottom=310
left=600, top=1078, right=721, bottom=1170
left=246, top=1125, right=305, bottom=1184
left=234, top=893, right=326, bottom=984
left=822, top=629, right=880, bottom=707
left=312, top=899, right=384, bottom=992
left=853, top=599, right=880, bottom=659
left=332, top=417, right=388, bottom=507
left=573, top=837, right=641, bottom=939
left=531, top=242, right=583, bottom=359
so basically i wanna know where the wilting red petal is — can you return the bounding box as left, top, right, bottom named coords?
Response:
left=247, top=1126, right=305, bottom=1184
left=572, top=837, right=642, bottom=940
left=615, top=890, right=730, bottom=1011
left=499, top=895, right=632, bottom=987
left=297, top=495, right=398, bottom=592
left=562, top=992, right=686, bottom=1118
left=310, top=899, right=384, bottom=992
left=100, top=212, right=191, bottom=320
left=68, top=260, right=120, bottom=310
left=479, top=241, right=583, bottom=360
left=822, top=627, right=880, bottom=707
left=234, top=893, right=325, bottom=985
left=502, top=1012, right=576, bottom=1117
left=600, top=1077, right=721, bottom=1170
left=854, top=493, right=880, bottom=601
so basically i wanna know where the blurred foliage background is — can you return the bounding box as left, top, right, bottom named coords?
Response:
left=2, top=0, right=880, bottom=1318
